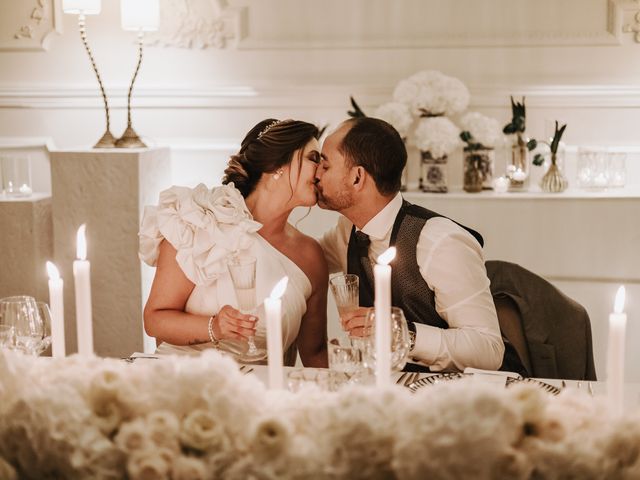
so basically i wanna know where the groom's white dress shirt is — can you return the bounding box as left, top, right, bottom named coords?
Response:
left=319, top=193, right=504, bottom=372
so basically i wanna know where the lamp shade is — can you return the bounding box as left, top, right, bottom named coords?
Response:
left=121, top=0, right=160, bottom=32
left=62, top=0, right=101, bottom=14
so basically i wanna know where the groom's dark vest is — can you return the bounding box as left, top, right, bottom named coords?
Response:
left=347, top=200, right=483, bottom=329
left=347, top=200, right=525, bottom=375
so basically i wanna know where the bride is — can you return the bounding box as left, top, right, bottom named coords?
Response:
left=139, top=119, right=328, bottom=367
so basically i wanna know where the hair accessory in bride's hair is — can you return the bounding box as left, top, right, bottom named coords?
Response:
left=258, top=120, right=282, bottom=139
left=273, top=169, right=284, bottom=180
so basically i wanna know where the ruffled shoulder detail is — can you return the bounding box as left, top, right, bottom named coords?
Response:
left=139, top=183, right=262, bottom=286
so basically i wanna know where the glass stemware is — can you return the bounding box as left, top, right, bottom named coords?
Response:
left=226, top=254, right=267, bottom=362
left=360, top=307, right=411, bottom=372
left=329, top=273, right=360, bottom=342
left=0, top=295, right=46, bottom=355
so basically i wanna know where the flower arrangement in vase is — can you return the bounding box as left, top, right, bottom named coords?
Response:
left=394, top=70, right=469, bottom=193
left=537, top=121, right=568, bottom=193
left=459, top=112, right=504, bottom=192
left=502, top=96, right=543, bottom=191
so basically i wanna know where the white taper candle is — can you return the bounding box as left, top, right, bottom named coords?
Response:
left=375, top=247, right=396, bottom=387
left=46, top=261, right=65, bottom=357
left=73, top=224, right=94, bottom=356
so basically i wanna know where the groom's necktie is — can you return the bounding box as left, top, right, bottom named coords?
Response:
left=348, top=229, right=375, bottom=307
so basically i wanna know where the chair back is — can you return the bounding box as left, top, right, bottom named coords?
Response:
left=486, top=260, right=596, bottom=380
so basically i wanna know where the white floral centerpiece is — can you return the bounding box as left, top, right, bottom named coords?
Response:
left=459, top=112, right=504, bottom=192
left=2, top=350, right=639, bottom=479
left=393, top=70, right=470, bottom=117
left=373, top=101, right=413, bottom=139
left=411, top=116, right=460, bottom=193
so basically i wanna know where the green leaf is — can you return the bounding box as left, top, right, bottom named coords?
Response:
left=347, top=96, right=367, bottom=118
left=526, top=139, right=537, bottom=151
left=460, top=131, right=472, bottom=142
left=514, top=116, right=526, bottom=132
left=503, top=123, right=516, bottom=134
left=532, top=153, right=545, bottom=166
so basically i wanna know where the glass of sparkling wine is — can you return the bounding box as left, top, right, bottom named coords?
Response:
left=329, top=274, right=359, bottom=335
left=227, top=254, right=266, bottom=362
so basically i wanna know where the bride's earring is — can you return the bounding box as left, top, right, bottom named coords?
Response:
left=273, top=169, right=284, bottom=180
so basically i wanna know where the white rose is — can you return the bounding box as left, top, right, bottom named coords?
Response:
left=89, top=394, right=124, bottom=435
left=171, top=456, right=207, bottom=480
left=147, top=411, right=180, bottom=452
left=373, top=102, right=413, bottom=138
left=180, top=410, right=228, bottom=452
left=115, top=418, right=150, bottom=452
left=0, top=457, right=17, bottom=480
left=127, top=449, right=171, bottom=480
left=251, top=415, right=291, bottom=459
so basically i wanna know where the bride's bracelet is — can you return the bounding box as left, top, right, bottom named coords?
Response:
left=207, top=315, right=219, bottom=346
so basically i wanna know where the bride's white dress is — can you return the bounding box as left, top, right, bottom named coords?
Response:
left=139, top=183, right=311, bottom=362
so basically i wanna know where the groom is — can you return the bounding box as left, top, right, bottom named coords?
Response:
left=315, top=117, right=511, bottom=372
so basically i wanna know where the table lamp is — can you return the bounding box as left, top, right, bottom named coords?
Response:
left=115, top=0, right=160, bottom=148
left=62, top=0, right=116, bottom=148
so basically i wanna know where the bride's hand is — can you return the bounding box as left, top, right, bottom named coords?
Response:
left=213, top=305, right=257, bottom=341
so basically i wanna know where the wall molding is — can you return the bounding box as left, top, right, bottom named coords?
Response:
left=231, top=0, right=625, bottom=50
left=3, top=84, right=640, bottom=109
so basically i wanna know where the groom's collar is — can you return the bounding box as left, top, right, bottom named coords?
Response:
left=358, top=193, right=403, bottom=241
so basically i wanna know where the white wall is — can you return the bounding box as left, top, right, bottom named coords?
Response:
left=1, top=0, right=639, bottom=378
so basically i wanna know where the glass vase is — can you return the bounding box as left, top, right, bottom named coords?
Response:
left=419, top=151, right=448, bottom=193
left=506, top=134, right=530, bottom=192
left=540, top=154, right=568, bottom=193
left=463, top=147, right=494, bottom=193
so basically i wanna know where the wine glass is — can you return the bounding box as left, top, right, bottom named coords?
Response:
left=0, top=296, right=44, bottom=355
left=34, top=302, right=53, bottom=356
left=227, top=254, right=267, bottom=362
left=0, top=325, right=15, bottom=350
left=360, top=307, right=411, bottom=372
left=327, top=338, right=370, bottom=389
left=329, top=274, right=360, bottom=342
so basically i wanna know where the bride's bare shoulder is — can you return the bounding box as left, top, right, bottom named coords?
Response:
left=285, top=227, right=328, bottom=284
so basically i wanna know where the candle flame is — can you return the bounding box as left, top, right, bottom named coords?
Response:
left=76, top=224, right=87, bottom=260
left=614, top=286, right=626, bottom=314
left=270, top=277, right=289, bottom=300
left=46, top=261, right=60, bottom=280
left=377, top=247, right=396, bottom=266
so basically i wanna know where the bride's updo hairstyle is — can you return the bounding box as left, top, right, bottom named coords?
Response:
left=223, top=118, right=320, bottom=197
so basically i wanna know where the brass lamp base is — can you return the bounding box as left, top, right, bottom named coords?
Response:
left=115, top=126, right=147, bottom=148
left=94, top=130, right=117, bottom=148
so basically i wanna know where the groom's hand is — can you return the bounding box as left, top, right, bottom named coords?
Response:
left=340, top=307, right=373, bottom=337
left=214, top=305, right=257, bottom=341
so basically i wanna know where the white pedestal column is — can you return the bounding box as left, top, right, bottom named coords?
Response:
left=51, top=148, right=170, bottom=357
left=0, top=194, right=52, bottom=301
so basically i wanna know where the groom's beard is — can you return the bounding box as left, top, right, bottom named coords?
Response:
left=315, top=183, right=354, bottom=211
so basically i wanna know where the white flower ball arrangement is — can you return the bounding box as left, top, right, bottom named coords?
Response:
left=2, top=350, right=640, bottom=479
left=393, top=70, right=470, bottom=117
left=373, top=101, right=413, bottom=139
left=460, top=112, right=504, bottom=149
left=412, top=116, right=461, bottom=158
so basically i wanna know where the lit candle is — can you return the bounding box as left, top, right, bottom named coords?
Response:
left=19, top=184, right=32, bottom=195
left=375, top=247, right=396, bottom=387
left=73, top=224, right=94, bottom=356
left=493, top=176, right=510, bottom=194
left=607, top=285, right=626, bottom=416
left=46, top=261, right=66, bottom=357
left=265, top=277, right=288, bottom=389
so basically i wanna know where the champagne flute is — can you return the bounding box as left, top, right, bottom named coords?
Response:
left=227, top=254, right=267, bottom=362
left=329, top=274, right=359, bottom=342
